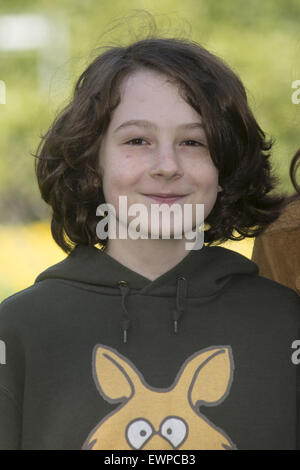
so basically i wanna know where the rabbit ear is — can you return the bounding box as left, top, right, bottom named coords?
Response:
left=176, top=346, right=234, bottom=408
left=92, top=345, right=144, bottom=403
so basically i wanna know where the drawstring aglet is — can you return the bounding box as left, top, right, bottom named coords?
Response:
left=174, top=319, right=178, bottom=334
left=123, top=329, right=127, bottom=344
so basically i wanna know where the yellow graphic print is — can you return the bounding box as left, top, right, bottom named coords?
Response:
left=82, top=345, right=237, bottom=450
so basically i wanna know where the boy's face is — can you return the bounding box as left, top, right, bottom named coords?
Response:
left=98, top=68, right=221, bottom=239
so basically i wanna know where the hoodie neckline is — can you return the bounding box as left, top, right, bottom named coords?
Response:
left=34, top=243, right=259, bottom=344
left=35, top=243, right=258, bottom=298
left=97, top=244, right=196, bottom=287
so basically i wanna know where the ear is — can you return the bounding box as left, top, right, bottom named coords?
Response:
left=92, top=344, right=144, bottom=404
left=217, top=185, right=223, bottom=192
left=176, top=346, right=234, bottom=408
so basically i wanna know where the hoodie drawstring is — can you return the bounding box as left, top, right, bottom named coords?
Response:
left=172, top=277, right=187, bottom=334
left=117, top=280, right=131, bottom=344
left=117, top=276, right=188, bottom=343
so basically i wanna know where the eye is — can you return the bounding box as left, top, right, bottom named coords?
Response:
left=160, top=417, right=188, bottom=448
left=126, top=418, right=154, bottom=449
left=181, top=140, right=204, bottom=147
left=124, top=138, right=205, bottom=147
left=125, top=138, right=147, bottom=145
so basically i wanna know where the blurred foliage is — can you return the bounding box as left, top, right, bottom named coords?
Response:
left=0, top=0, right=299, bottom=300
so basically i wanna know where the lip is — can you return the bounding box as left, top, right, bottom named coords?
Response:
left=143, top=194, right=187, bottom=204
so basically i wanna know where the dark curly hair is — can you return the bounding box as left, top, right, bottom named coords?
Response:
left=279, top=147, right=300, bottom=208
left=34, top=33, right=288, bottom=254
left=289, top=148, right=300, bottom=195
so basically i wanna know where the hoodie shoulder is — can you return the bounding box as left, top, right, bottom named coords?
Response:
left=1, top=284, right=38, bottom=311
left=0, top=279, right=58, bottom=325
left=0, top=249, right=75, bottom=322
left=235, top=264, right=299, bottom=297
left=231, top=269, right=300, bottom=321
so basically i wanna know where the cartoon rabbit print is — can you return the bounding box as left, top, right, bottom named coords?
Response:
left=82, top=344, right=237, bottom=450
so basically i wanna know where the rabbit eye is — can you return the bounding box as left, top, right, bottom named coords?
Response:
left=126, top=418, right=154, bottom=449
left=160, top=417, right=188, bottom=448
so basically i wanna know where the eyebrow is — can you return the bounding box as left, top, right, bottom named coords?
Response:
left=113, top=119, right=204, bottom=134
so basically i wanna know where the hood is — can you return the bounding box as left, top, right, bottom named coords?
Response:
left=35, top=244, right=258, bottom=344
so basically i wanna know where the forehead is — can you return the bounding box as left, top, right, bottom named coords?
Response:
left=120, top=68, right=179, bottom=94
left=111, top=69, right=202, bottom=127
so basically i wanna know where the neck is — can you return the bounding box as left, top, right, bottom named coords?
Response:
left=103, top=237, right=192, bottom=281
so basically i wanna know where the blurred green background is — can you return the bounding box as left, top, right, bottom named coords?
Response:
left=0, top=0, right=300, bottom=301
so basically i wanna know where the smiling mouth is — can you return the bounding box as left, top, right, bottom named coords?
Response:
left=143, top=194, right=187, bottom=204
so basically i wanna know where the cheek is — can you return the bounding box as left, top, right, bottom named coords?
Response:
left=195, top=166, right=219, bottom=214
left=102, top=164, right=136, bottom=206
left=104, top=152, right=144, bottom=188
left=197, top=164, right=219, bottom=189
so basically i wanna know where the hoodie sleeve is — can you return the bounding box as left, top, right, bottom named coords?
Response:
left=0, top=386, right=22, bottom=449
left=0, top=299, right=24, bottom=449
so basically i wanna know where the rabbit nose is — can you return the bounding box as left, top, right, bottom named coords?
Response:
left=142, top=434, right=173, bottom=450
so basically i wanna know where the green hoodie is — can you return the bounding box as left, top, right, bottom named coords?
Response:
left=0, top=244, right=299, bottom=450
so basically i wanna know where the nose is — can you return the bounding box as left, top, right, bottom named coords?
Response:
left=149, top=145, right=183, bottom=180
left=142, top=434, right=174, bottom=450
